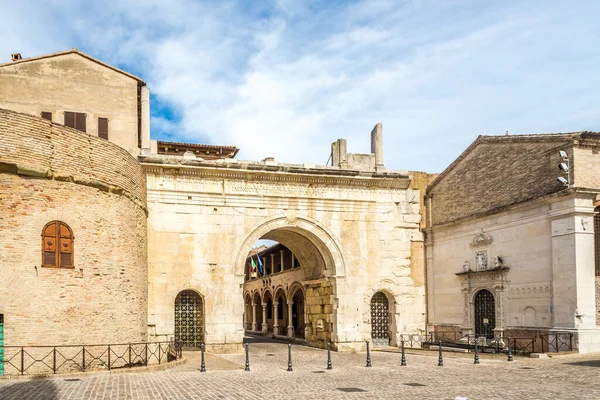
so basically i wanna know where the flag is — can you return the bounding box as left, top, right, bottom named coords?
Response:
left=257, top=255, right=264, bottom=275
left=250, top=258, right=257, bottom=278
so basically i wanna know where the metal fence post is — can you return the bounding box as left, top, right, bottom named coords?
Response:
left=200, top=343, right=206, bottom=372
left=287, top=344, right=293, bottom=372
left=128, top=344, right=132, bottom=367
left=158, top=343, right=162, bottom=365
left=107, top=345, right=111, bottom=371
left=21, top=347, right=24, bottom=375
left=82, top=345, right=86, bottom=372
left=401, top=339, right=406, bottom=366
left=437, top=341, right=443, bottom=367
left=53, top=347, right=57, bottom=374
left=365, top=341, right=372, bottom=367
left=145, top=343, right=148, bottom=366
left=244, top=343, right=250, bottom=372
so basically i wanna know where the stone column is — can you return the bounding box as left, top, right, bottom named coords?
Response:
left=280, top=250, right=285, bottom=271
left=287, top=301, right=294, bottom=337
left=140, top=86, right=151, bottom=154
left=270, top=253, right=276, bottom=274
left=273, top=301, right=279, bottom=336
left=291, top=253, right=295, bottom=269
left=370, top=123, right=384, bottom=169
left=251, top=302, right=257, bottom=331
left=262, top=303, right=268, bottom=333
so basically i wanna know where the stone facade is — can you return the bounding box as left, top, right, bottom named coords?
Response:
left=426, top=133, right=600, bottom=353
left=0, top=49, right=148, bottom=157
left=0, top=109, right=148, bottom=346
left=143, top=154, right=426, bottom=352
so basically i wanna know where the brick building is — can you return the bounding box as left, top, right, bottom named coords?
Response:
left=425, top=133, right=600, bottom=352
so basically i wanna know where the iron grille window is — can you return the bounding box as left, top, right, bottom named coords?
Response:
left=594, top=207, right=600, bottom=276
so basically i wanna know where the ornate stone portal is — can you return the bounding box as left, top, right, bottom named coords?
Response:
left=456, top=230, right=509, bottom=339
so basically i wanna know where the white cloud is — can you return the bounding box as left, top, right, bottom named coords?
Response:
left=1, top=0, right=599, bottom=172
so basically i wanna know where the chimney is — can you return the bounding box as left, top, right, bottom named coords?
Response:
left=11, top=53, right=22, bottom=61
left=370, top=123, right=384, bottom=169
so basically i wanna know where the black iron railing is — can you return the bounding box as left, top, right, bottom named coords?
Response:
left=540, top=332, right=573, bottom=353
left=0, top=340, right=182, bottom=376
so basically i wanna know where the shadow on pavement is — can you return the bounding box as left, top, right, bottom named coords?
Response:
left=564, top=359, right=600, bottom=368
left=0, top=378, right=60, bottom=400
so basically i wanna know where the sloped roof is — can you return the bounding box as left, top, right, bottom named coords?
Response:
left=427, top=131, right=599, bottom=192
left=0, top=48, right=146, bottom=84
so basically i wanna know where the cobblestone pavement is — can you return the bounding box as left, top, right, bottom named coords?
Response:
left=1, top=335, right=600, bottom=399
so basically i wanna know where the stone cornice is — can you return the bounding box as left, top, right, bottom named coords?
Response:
left=140, top=157, right=411, bottom=190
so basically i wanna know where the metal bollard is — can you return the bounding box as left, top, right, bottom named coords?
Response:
left=437, top=341, right=444, bottom=367
left=366, top=341, right=372, bottom=367
left=200, top=343, right=206, bottom=372
left=401, top=338, right=406, bottom=366
left=327, top=342, right=333, bottom=370
left=287, top=343, right=293, bottom=372
left=474, top=338, right=480, bottom=364
left=244, top=343, right=251, bottom=371
left=507, top=337, right=513, bottom=362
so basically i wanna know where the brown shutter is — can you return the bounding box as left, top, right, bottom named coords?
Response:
left=75, top=112, right=86, bottom=133
left=64, top=112, right=75, bottom=129
left=98, top=117, right=109, bottom=140
left=41, top=112, right=52, bottom=121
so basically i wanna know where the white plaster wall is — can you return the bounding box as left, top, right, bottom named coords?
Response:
left=428, top=201, right=554, bottom=329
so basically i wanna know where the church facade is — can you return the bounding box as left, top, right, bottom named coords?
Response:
left=0, top=49, right=599, bottom=354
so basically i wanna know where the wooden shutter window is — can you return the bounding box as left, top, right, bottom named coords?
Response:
left=64, top=112, right=75, bottom=129
left=64, top=111, right=86, bottom=132
left=41, top=112, right=52, bottom=121
left=98, top=117, right=109, bottom=140
left=75, top=112, right=86, bottom=133
left=41, top=221, right=74, bottom=268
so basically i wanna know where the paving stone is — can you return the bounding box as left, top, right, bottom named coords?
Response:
left=1, top=338, right=600, bottom=399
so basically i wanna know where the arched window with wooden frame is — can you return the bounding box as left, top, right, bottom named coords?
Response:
left=42, top=221, right=74, bottom=268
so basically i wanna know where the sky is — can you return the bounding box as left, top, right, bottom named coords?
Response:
left=1, top=0, right=599, bottom=172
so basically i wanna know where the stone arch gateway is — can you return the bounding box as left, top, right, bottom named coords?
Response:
left=143, top=154, right=426, bottom=352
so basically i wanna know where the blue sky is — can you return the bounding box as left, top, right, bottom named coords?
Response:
left=2, top=0, right=599, bottom=172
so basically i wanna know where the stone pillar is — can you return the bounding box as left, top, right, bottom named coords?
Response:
left=270, top=253, right=276, bottom=274
left=550, top=196, right=597, bottom=331
left=251, top=302, right=257, bottom=331
left=273, top=301, right=279, bottom=336
left=140, top=86, right=151, bottom=154
left=370, top=123, right=383, bottom=169
left=280, top=250, right=285, bottom=271
left=261, top=303, right=268, bottom=333
left=287, top=301, right=294, bottom=337
left=331, top=139, right=348, bottom=168
left=291, top=253, right=295, bottom=269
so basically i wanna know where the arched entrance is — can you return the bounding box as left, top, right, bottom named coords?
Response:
left=252, top=292, right=263, bottom=332
left=291, top=289, right=305, bottom=338
left=474, top=289, right=495, bottom=338
left=237, top=216, right=346, bottom=348
left=174, top=290, right=204, bottom=349
left=370, top=292, right=390, bottom=346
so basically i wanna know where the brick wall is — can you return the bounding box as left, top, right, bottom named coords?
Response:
left=0, top=108, right=148, bottom=346
left=428, top=137, right=571, bottom=226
